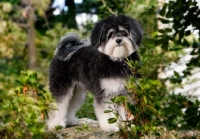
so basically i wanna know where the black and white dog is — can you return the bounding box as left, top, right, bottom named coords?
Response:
left=47, top=15, right=143, bottom=132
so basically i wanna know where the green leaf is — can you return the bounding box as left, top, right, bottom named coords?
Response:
left=3, top=117, right=11, bottom=124
left=110, top=97, right=116, bottom=103
left=161, top=43, right=168, bottom=50
left=144, top=38, right=155, bottom=44
left=159, top=18, right=170, bottom=24
left=140, top=48, right=146, bottom=55
left=113, top=96, right=127, bottom=103
left=174, top=71, right=180, bottom=77
left=158, top=29, right=166, bottom=34
left=165, top=28, right=172, bottom=32
left=155, top=39, right=163, bottom=45
left=15, top=80, right=23, bottom=86
left=104, top=110, right=113, bottom=113
left=147, top=105, right=157, bottom=114
left=108, top=118, right=117, bottom=124
left=159, top=8, right=166, bottom=16
left=183, top=39, right=190, bottom=47
left=169, top=47, right=182, bottom=51
left=55, top=125, right=63, bottom=130
left=3, top=100, right=10, bottom=108
left=143, top=96, right=147, bottom=105
left=185, top=30, right=191, bottom=36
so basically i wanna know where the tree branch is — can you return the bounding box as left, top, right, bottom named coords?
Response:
left=101, top=0, right=117, bottom=16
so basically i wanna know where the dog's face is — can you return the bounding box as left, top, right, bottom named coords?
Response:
left=91, top=15, right=143, bottom=60
left=100, top=26, right=137, bottom=59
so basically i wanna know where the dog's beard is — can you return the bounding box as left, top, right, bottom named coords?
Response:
left=98, top=37, right=138, bottom=60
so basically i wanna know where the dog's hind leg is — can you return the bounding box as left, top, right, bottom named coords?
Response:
left=66, top=82, right=86, bottom=126
left=47, top=83, right=75, bottom=129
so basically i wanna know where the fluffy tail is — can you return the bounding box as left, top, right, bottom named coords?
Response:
left=54, top=33, right=90, bottom=61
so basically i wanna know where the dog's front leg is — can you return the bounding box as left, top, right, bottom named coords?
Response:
left=94, top=99, right=120, bottom=132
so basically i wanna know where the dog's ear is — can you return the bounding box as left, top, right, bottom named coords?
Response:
left=90, top=20, right=106, bottom=48
left=128, top=18, right=143, bottom=46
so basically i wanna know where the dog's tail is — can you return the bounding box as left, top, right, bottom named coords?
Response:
left=54, top=33, right=90, bottom=61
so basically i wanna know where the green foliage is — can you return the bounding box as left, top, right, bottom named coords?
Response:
left=0, top=70, right=54, bottom=139
left=161, top=93, right=200, bottom=130
left=101, top=1, right=200, bottom=133
left=158, top=0, right=200, bottom=79
left=155, top=0, right=200, bottom=130
left=105, top=61, right=199, bottom=138
left=105, top=61, right=162, bottom=138
left=0, top=1, right=70, bottom=103
left=0, top=0, right=200, bottom=138
left=76, top=93, right=96, bottom=120
left=0, top=2, right=27, bottom=98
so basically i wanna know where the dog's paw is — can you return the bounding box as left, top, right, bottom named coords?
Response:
left=66, top=117, right=79, bottom=126
left=100, top=123, right=119, bottom=132
left=47, top=118, right=66, bottom=130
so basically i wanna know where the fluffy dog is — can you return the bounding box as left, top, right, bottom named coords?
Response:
left=47, top=15, right=143, bottom=132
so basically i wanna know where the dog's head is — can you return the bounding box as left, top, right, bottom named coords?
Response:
left=91, top=15, right=143, bottom=60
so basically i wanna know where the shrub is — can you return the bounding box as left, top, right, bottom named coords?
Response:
left=106, top=60, right=200, bottom=138
left=0, top=70, right=54, bottom=139
left=105, top=61, right=162, bottom=138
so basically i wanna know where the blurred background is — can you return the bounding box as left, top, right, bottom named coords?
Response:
left=0, top=0, right=200, bottom=129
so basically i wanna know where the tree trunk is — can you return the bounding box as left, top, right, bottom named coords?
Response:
left=65, top=0, right=77, bottom=29
left=26, top=6, right=37, bottom=70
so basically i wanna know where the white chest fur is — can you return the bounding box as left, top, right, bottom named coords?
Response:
left=100, top=78, right=126, bottom=97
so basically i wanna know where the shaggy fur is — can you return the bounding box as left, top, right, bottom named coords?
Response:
left=47, top=15, right=143, bottom=132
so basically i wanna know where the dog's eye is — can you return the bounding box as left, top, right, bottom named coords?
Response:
left=121, top=31, right=128, bottom=37
left=108, top=31, right=114, bottom=38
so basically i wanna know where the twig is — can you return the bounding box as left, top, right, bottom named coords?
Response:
left=101, top=0, right=117, bottom=16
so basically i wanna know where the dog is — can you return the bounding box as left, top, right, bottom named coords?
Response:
left=47, top=15, right=143, bottom=132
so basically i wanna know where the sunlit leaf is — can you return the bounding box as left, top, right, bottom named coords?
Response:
left=108, top=118, right=117, bottom=124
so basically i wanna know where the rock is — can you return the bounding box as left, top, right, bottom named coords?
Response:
left=1, top=119, right=200, bottom=139
left=45, top=118, right=119, bottom=139
left=46, top=119, right=200, bottom=139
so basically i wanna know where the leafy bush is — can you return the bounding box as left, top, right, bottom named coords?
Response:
left=161, top=93, right=200, bottom=130
left=105, top=60, right=200, bottom=138
left=0, top=70, right=54, bottom=139
left=104, top=61, right=162, bottom=138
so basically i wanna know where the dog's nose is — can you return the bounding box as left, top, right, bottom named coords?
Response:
left=116, top=39, right=122, bottom=44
